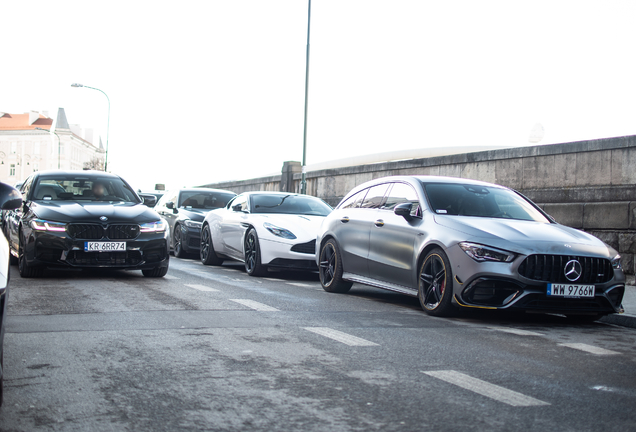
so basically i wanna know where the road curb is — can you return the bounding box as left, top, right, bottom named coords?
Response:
left=600, top=314, right=636, bottom=328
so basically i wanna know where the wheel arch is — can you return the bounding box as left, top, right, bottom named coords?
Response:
left=416, top=242, right=449, bottom=278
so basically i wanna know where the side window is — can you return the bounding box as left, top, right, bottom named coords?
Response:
left=361, top=184, right=390, bottom=209
left=384, top=183, right=420, bottom=211
left=21, top=176, right=34, bottom=199
left=339, top=189, right=368, bottom=210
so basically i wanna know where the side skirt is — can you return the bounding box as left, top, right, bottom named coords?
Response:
left=342, top=273, right=418, bottom=297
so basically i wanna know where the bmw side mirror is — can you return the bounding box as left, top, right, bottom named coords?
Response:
left=394, top=202, right=413, bottom=219
left=0, top=182, right=22, bottom=210
left=166, top=201, right=174, bottom=209
left=139, top=194, right=157, bottom=207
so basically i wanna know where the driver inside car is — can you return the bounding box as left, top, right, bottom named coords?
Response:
left=92, top=182, right=107, bottom=200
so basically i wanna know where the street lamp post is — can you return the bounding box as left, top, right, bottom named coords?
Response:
left=35, top=127, right=61, bottom=169
left=71, top=83, right=110, bottom=172
left=300, top=0, right=311, bottom=195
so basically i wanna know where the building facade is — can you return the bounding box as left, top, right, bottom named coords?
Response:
left=0, top=108, right=104, bottom=185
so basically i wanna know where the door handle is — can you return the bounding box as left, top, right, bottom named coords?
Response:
left=374, top=219, right=385, bottom=227
left=340, top=216, right=350, bottom=223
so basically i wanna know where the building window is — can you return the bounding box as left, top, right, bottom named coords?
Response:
left=59, top=143, right=65, bottom=155
left=9, top=164, right=15, bottom=176
left=10, top=142, right=17, bottom=154
left=33, top=163, right=39, bottom=172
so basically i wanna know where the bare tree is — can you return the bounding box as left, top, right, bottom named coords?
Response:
left=83, top=155, right=105, bottom=171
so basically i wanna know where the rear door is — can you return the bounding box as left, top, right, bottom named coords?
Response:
left=368, top=182, right=423, bottom=289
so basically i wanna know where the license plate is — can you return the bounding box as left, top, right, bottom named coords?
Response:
left=547, top=284, right=595, bottom=298
left=84, top=242, right=126, bottom=252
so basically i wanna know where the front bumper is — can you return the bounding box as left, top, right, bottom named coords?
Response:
left=25, top=230, right=169, bottom=270
left=448, top=246, right=625, bottom=315
left=259, top=238, right=317, bottom=271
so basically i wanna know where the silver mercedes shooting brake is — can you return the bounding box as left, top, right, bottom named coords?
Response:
left=316, top=176, right=625, bottom=321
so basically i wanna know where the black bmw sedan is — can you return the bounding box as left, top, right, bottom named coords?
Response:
left=6, top=170, right=170, bottom=278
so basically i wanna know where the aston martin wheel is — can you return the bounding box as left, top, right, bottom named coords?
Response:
left=319, top=239, right=352, bottom=293
left=244, top=228, right=267, bottom=277
left=173, top=225, right=186, bottom=258
left=200, top=225, right=223, bottom=266
left=418, top=248, right=455, bottom=316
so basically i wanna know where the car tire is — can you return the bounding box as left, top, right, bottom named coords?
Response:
left=200, top=225, right=223, bottom=266
left=173, top=225, right=187, bottom=258
left=244, top=228, right=267, bottom=277
left=418, top=248, right=456, bottom=317
left=319, top=239, right=353, bottom=293
left=18, top=240, right=43, bottom=278
left=142, top=266, right=169, bottom=277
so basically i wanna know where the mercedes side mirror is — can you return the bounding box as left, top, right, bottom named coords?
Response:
left=0, top=182, right=22, bottom=210
left=232, top=204, right=243, bottom=212
left=394, top=202, right=413, bottom=219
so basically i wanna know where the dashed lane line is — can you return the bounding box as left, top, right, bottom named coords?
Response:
left=263, top=278, right=284, bottom=282
left=229, top=299, right=279, bottom=312
left=558, top=343, right=620, bottom=355
left=304, top=327, right=379, bottom=347
left=287, top=282, right=314, bottom=287
left=422, top=370, right=550, bottom=407
left=163, top=275, right=180, bottom=280
left=184, top=284, right=219, bottom=292
left=488, top=327, right=544, bottom=336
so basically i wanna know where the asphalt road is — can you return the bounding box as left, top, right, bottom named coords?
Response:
left=1, top=256, right=635, bottom=431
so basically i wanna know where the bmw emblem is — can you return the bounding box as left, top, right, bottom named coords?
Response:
left=100, top=216, right=108, bottom=222
left=564, top=260, right=582, bottom=282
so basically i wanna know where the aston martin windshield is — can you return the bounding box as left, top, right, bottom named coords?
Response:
left=423, top=182, right=550, bottom=223
left=32, top=175, right=140, bottom=203
left=252, top=194, right=332, bottom=216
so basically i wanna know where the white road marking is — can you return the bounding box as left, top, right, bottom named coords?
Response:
left=422, top=370, right=550, bottom=407
left=229, top=278, right=249, bottom=282
left=304, top=327, right=379, bottom=346
left=263, top=278, right=284, bottom=282
left=558, top=343, right=620, bottom=355
left=488, top=327, right=544, bottom=336
left=184, top=284, right=219, bottom=292
left=230, top=299, right=279, bottom=312
left=163, top=275, right=180, bottom=280
left=287, top=282, right=313, bottom=287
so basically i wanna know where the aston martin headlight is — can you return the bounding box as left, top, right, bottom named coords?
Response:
left=30, top=219, right=67, bottom=232
left=184, top=219, right=202, bottom=229
left=611, top=254, right=622, bottom=270
left=264, top=222, right=296, bottom=239
left=140, top=220, right=168, bottom=233
left=459, top=242, right=515, bottom=263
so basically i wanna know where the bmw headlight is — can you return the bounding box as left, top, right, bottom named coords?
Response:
left=264, top=222, right=296, bottom=239
left=611, top=254, right=622, bottom=270
left=459, top=242, right=515, bottom=263
left=140, top=220, right=168, bottom=233
left=31, top=219, right=67, bottom=232
left=184, top=219, right=203, bottom=229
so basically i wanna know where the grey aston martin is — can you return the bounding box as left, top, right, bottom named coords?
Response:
left=316, top=176, right=625, bottom=321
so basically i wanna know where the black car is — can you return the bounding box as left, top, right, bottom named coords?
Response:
left=6, top=170, right=170, bottom=278
left=155, top=188, right=236, bottom=258
left=0, top=182, right=24, bottom=406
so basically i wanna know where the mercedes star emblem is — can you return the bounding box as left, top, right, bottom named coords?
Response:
left=100, top=216, right=108, bottom=222
left=564, top=259, right=582, bottom=282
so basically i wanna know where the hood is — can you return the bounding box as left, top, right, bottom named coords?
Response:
left=32, top=201, right=162, bottom=224
left=177, top=207, right=211, bottom=222
left=434, top=215, right=615, bottom=258
left=254, top=214, right=325, bottom=241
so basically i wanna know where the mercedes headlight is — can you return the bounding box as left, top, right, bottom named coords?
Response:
left=184, top=219, right=203, bottom=229
left=459, top=242, right=515, bottom=263
left=264, top=222, right=296, bottom=239
left=140, top=220, right=168, bottom=233
left=31, top=219, right=67, bottom=232
left=611, top=254, right=622, bottom=270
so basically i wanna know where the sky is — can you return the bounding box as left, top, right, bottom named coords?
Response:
left=2, top=0, right=636, bottom=192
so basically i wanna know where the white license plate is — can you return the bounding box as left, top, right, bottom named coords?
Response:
left=547, top=284, right=595, bottom=298
left=84, top=242, right=126, bottom=252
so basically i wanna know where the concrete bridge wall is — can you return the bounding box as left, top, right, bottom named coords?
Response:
left=203, top=135, right=636, bottom=274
